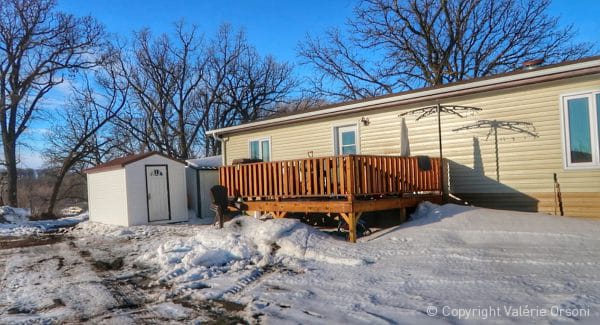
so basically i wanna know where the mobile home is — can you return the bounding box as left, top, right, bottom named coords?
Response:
left=208, top=57, right=600, bottom=218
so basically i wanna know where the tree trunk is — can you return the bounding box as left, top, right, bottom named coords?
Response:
left=46, top=167, right=67, bottom=216
left=205, top=137, right=214, bottom=157
left=206, top=137, right=220, bottom=157
left=3, top=141, right=18, bottom=206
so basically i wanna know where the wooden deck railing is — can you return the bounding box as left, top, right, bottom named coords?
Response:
left=219, top=155, right=441, bottom=200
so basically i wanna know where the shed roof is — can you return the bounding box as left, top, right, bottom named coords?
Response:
left=186, top=155, right=222, bottom=170
left=84, top=152, right=184, bottom=174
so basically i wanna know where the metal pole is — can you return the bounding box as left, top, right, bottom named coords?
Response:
left=437, top=103, right=444, bottom=195
left=494, top=124, right=499, bottom=182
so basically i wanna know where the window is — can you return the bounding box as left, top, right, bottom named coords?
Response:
left=561, top=91, right=600, bottom=168
left=334, top=125, right=358, bottom=155
left=249, top=138, right=270, bottom=161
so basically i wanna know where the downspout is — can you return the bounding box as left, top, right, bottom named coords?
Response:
left=212, top=133, right=227, bottom=166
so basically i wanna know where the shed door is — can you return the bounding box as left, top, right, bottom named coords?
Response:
left=145, top=165, right=171, bottom=221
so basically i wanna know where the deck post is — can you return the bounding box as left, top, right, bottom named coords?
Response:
left=399, top=208, right=407, bottom=223
left=348, top=212, right=357, bottom=243
left=272, top=211, right=287, bottom=218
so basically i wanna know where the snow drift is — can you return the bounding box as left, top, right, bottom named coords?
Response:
left=138, top=217, right=364, bottom=299
left=0, top=206, right=30, bottom=223
left=0, top=207, right=88, bottom=236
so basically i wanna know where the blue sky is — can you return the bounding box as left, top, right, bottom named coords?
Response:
left=18, top=0, right=600, bottom=168
left=57, top=0, right=356, bottom=64
left=53, top=0, right=598, bottom=65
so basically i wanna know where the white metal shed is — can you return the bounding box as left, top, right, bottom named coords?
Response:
left=85, top=152, right=188, bottom=226
left=185, top=156, right=221, bottom=220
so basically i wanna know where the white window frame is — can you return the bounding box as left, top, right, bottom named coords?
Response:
left=248, top=137, right=271, bottom=162
left=332, top=123, right=360, bottom=155
left=559, top=90, right=600, bottom=170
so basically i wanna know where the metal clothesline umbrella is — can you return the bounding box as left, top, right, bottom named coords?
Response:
left=399, top=104, right=482, bottom=194
left=452, top=119, right=538, bottom=181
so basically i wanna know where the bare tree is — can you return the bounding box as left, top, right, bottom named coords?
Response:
left=43, top=50, right=128, bottom=216
left=299, top=0, right=594, bottom=101
left=202, top=25, right=296, bottom=156
left=0, top=0, right=104, bottom=206
left=114, top=23, right=296, bottom=158
left=114, top=22, right=207, bottom=160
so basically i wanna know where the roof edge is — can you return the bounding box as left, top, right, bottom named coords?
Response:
left=207, top=56, right=600, bottom=136
left=84, top=151, right=185, bottom=174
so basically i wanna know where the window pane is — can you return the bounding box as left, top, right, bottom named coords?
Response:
left=250, top=141, right=259, bottom=159
left=341, top=131, right=356, bottom=146
left=342, top=145, right=356, bottom=155
left=261, top=140, right=270, bottom=162
left=567, top=97, right=592, bottom=163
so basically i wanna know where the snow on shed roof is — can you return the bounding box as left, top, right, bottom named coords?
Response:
left=186, top=156, right=222, bottom=170
left=84, top=152, right=184, bottom=174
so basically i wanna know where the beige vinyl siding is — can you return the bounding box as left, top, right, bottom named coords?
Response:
left=224, top=74, right=600, bottom=217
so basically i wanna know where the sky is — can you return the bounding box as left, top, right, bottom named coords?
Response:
left=57, top=0, right=356, bottom=65
left=16, top=0, right=600, bottom=169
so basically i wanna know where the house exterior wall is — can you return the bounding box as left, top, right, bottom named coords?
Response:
left=87, top=168, right=129, bottom=226
left=125, top=155, right=188, bottom=225
left=223, top=74, right=600, bottom=217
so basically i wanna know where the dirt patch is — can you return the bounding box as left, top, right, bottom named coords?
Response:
left=270, top=242, right=281, bottom=254
left=6, top=298, right=65, bottom=315
left=213, top=299, right=246, bottom=312
left=29, top=213, right=62, bottom=221
left=6, top=306, right=34, bottom=314
left=93, top=257, right=124, bottom=271
left=175, top=297, right=249, bottom=325
left=0, top=235, right=65, bottom=250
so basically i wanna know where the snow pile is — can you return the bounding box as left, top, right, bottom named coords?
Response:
left=60, top=206, right=83, bottom=216
left=138, top=217, right=364, bottom=299
left=0, top=206, right=31, bottom=223
left=0, top=212, right=88, bottom=236
left=71, top=220, right=125, bottom=236
left=241, top=202, right=600, bottom=324
left=151, top=302, right=193, bottom=320
left=132, top=204, right=600, bottom=323
left=71, top=219, right=202, bottom=240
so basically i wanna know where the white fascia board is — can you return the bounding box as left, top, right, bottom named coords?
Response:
left=206, top=59, right=600, bottom=136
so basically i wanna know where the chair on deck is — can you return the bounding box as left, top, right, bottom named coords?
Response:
left=210, top=185, right=242, bottom=228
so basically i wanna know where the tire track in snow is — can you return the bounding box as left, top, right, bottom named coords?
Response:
left=69, top=240, right=167, bottom=322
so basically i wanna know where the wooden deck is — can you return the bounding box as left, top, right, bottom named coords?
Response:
left=219, top=155, right=442, bottom=242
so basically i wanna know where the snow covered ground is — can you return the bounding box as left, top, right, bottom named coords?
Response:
left=0, top=206, right=88, bottom=236
left=1, top=203, right=599, bottom=323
